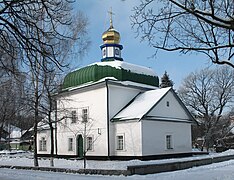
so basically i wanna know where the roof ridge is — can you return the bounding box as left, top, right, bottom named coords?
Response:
left=111, top=92, right=143, bottom=121
left=112, top=87, right=169, bottom=121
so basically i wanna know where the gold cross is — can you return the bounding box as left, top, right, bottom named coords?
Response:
left=108, top=7, right=115, bottom=28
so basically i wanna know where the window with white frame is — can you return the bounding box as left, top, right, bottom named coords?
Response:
left=116, top=135, right=124, bottom=150
left=39, top=137, right=47, bottom=151
left=71, top=110, right=77, bottom=123
left=87, top=136, right=93, bottom=151
left=68, top=138, right=73, bottom=151
left=82, top=108, right=88, bottom=122
left=166, top=135, right=173, bottom=149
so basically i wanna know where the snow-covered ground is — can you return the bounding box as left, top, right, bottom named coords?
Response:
left=0, top=149, right=234, bottom=170
left=0, top=160, right=234, bottom=180
left=0, top=150, right=234, bottom=179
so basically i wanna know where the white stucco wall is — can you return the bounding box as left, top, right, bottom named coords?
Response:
left=141, top=120, right=192, bottom=156
left=37, top=129, right=53, bottom=155
left=110, top=120, right=142, bottom=156
left=55, top=85, right=108, bottom=156
left=108, top=83, right=147, bottom=157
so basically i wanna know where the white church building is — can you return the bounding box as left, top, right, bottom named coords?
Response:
left=37, top=18, right=195, bottom=160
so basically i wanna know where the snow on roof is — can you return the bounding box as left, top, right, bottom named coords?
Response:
left=67, top=78, right=157, bottom=92
left=117, top=80, right=158, bottom=90
left=3, top=124, right=21, bottom=132
left=10, top=129, right=22, bottom=139
left=37, top=115, right=56, bottom=130
left=68, top=77, right=118, bottom=91
left=113, top=87, right=171, bottom=121
left=89, top=61, right=156, bottom=76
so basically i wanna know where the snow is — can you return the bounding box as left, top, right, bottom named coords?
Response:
left=88, top=61, right=157, bottom=76
left=1, top=150, right=234, bottom=179
left=3, top=124, right=22, bottom=139
left=68, top=77, right=117, bottom=91
left=0, top=150, right=28, bottom=156
left=1, top=162, right=234, bottom=180
left=1, top=149, right=234, bottom=170
left=67, top=77, right=158, bottom=92
left=0, top=150, right=234, bottom=179
left=9, top=127, right=21, bottom=139
left=118, top=80, right=158, bottom=89
left=113, top=87, right=171, bottom=120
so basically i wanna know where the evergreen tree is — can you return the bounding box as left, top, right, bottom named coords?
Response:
left=160, top=71, right=174, bottom=88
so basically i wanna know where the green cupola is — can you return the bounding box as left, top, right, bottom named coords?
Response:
left=62, top=61, right=159, bottom=89
left=62, top=11, right=159, bottom=90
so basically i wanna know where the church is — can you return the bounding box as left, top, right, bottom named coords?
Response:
left=37, top=17, right=195, bottom=160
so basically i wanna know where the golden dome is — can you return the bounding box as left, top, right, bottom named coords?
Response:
left=102, top=26, right=120, bottom=44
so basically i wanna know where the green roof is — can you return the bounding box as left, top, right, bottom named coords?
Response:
left=62, top=63, right=159, bottom=90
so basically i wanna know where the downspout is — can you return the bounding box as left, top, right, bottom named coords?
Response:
left=106, top=80, right=110, bottom=159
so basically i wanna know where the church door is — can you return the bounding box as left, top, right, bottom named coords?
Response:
left=77, top=135, right=83, bottom=158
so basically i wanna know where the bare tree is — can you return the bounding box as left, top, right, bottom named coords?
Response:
left=9, top=0, right=91, bottom=167
left=0, top=38, right=19, bottom=76
left=0, top=80, right=16, bottom=141
left=131, top=0, right=234, bottom=68
left=0, top=1, right=89, bottom=72
left=25, top=55, right=44, bottom=167
left=39, top=69, right=65, bottom=167
left=0, top=44, right=25, bottom=145
left=0, top=2, right=90, bottom=167
left=178, top=67, right=234, bottom=151
left=41, top=11, right=89, bottom=167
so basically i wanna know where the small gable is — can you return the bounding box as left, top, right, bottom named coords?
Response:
left=144, top=89, right=194, bottom=123
left=112, top=87, right=171, bottom=121
left=112, top=87, right=194, bottom=123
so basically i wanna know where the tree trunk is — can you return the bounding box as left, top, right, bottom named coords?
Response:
left=83, top=122, right=87, bottom=169
left=50, top=157, right=54, bottom=167
left=84, top=151, right=86, bottom=169
left=0, top=124, right=4, bottom=144
left=33, top=120, right=39, bottom=167
left=55, top=105, right=58, bottom=155
left=49, top=121, right=54, bottom=167
left=33, top=96, right=39, bottom=167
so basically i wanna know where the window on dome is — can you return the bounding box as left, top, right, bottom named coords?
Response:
left=107, top=47, right=114, bottom=57
left=115, top=48, right=119, bottom=56
left=103, top=48, right=106, bottom=57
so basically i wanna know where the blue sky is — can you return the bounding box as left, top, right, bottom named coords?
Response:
left=74, top=1, right=214, bottom=89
